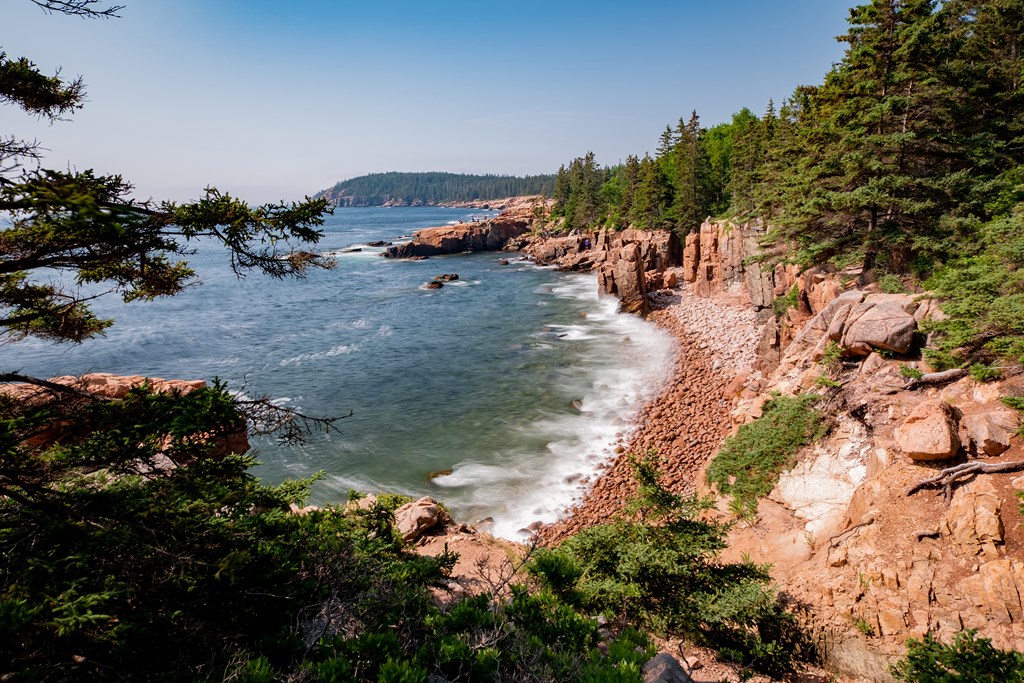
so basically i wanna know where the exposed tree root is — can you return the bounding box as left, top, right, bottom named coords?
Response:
left=906, top=460, right=1024, bottom=502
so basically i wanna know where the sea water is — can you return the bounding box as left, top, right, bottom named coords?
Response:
left=2, top=207, right=674, bottom=538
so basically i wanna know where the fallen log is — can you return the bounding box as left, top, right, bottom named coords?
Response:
left=905, top=368, right=968, bottom=390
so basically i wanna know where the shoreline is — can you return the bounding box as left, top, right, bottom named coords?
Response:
left=541, top=279, right=763, bottom=543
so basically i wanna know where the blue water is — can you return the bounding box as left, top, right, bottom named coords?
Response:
left=2, top=208, right=674, bottom=537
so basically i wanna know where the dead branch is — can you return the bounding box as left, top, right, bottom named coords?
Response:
left=904, top=368, right=968, bottom=390
left=906, top=460, right=1024, bottom=502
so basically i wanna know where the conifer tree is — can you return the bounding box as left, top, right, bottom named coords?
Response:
left=671, top=112, right=713, bottom=234
left=771, top=0, right=952, bottom=272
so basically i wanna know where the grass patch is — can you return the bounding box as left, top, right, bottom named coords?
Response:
left=706, top=395, right=824, bottom=518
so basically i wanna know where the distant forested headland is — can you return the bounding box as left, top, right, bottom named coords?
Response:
left=316, top=171, right=556, bottom=207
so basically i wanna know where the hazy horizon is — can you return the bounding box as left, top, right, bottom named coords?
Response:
left=3, top=0, right=850, bottom=204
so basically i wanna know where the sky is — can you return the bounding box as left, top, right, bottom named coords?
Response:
left=2, top=1, right=852, bottom=204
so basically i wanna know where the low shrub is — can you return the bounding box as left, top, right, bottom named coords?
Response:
left=532, top=454, right=799, bottom=678
left=899, top=364, right=925, bottom=380
left=892, top=630, right=1024, bottom=682
left=706, top=395, right=824, bottom=518
left=970, top=363, right=1003, bottom=383
left=878, top=274, right=907, bottom=294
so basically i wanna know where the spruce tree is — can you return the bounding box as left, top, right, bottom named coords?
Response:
left=771, top=0, right=953, bottom=273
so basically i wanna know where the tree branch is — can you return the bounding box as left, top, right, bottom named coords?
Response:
left=29, top=0, right=123, bottom=18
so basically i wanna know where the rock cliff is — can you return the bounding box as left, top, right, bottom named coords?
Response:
left=383, top=196, right=546, bottom=258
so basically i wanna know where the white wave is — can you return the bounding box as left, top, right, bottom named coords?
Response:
left=545, top=324, right=593, bottom=341
left=278, top=343, right=361, bottom=367
left=453, top=290, right=675, bottom=539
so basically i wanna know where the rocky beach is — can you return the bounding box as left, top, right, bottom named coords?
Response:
left=542, top=282, right=764, bottom=542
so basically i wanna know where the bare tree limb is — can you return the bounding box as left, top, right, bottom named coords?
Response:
left=905, top=368, right=968, bottom=390
left=0, top=371, right=114, bottom=400
left=29, top=0, right=123, bottom=18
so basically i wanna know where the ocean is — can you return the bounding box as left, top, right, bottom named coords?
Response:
left=3, top=207, right=675, bottom=538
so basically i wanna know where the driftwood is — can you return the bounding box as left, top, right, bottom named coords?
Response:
left=904, top=368, right=968, bottom=390
left=906, top=460, right=1024, bottom=503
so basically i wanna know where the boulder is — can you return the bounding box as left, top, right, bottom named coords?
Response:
left=894, top=400, right=961, bottom=461
left=960, top=409, right=1019, bottom=457
left=434, top=273, right=459, bottom=282
left=642, top=654, right=694, bottom=683
left=942, top=478, right=1004, bottom=559
left=394, top=497, right=446, bottom=542
left=424, top=281, right=443, bottom=289
left=836, top=294, right=920, bottom=356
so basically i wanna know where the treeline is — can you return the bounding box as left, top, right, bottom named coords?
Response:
left=551, top=108, right=768, bottom=233
left=317, top=171, right=555, bottom=206
left=552, top=0, right=1024, bottom=369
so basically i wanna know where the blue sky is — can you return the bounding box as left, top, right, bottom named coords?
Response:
left=2, top=1, right=851, bottom=203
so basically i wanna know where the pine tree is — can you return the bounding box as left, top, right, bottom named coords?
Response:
left=771, top=0, right=954, bottom=272
left=630, top=155, right=672, bottom=230
left=671, top=111, right=713, bottom=235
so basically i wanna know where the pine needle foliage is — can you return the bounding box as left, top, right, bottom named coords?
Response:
left=892, top=631, right=1024, bottom=683
left=531, top=454, right=799, bottom=677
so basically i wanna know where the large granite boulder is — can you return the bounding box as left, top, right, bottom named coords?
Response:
left=895, top=400, right=961, bottom=461
left=832, top=294, right=919, bottom=356
left=394, top=497, right=446, bottom=542
left=642, top=654, right=694, bottom=683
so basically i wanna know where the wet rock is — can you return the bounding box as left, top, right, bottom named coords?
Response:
left=434, top=273, right=459, bottom=282
left=424, top=281, right=443, bottom=289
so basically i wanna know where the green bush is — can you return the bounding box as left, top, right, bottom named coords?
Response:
left=878, top=274, right=907, bottom=294
left=892, top=631, right=1024, bottom=682
left=706, top=395, right=824, bottom=518
left=772, top=284, right=801, bottom=316
left=531, top=454, right=798, bottom=677
left=899, top=364, right=925, bottom=380
left=970, top=363, right=1003, bottom=383
left=0, top=383, right=658, bottom=682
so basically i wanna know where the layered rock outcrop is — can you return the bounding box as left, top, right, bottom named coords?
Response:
left=384, top=197, right=546, bottom=258
left=1, top=373, right=250, bottom=458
